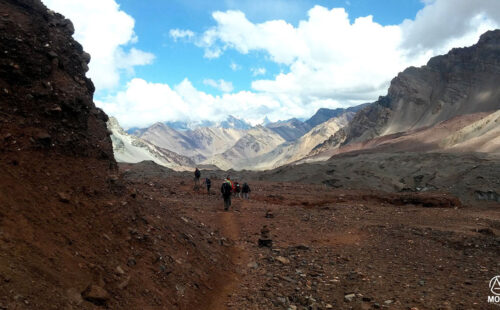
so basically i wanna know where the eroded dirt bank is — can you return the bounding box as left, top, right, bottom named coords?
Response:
left=0, top=0, right=229, bottom=308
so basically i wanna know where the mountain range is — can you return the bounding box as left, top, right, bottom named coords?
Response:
left=108, top=105, right=361, bottom=170
left=108, top=30, right=500, bottom=171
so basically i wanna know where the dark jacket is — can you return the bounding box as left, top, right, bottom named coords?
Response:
left=242, top=183, right=250, bottom=193
left=221, top=182, right=232, bottom=197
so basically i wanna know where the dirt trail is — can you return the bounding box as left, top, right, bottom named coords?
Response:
left=119, top=168, right=500, bottom=309
left=205, top=203, right=250, bottom=310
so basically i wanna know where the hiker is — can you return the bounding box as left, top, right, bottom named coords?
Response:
left=204, top=177, right=211, bottom=194
left=221, top=178, right=232, bottom=211
left=226, top=176, right=233, bottom=189
left=234, top=182, right=241, bottom=198
left=194, top=168, right=201, bottom=190
left=242, top=182, right=251, bottom=199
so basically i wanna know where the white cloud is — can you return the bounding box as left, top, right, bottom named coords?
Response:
left=203, top=79, right=234, bottom=92
left=230, top=61, right=241, bottom=71
left=70, top=0, right=500, bottom=127
left=169, top=29, right=195, bottom=41
left=401, top=0, right=500, bottom=51
left=97, top=78, right=303, bottom=128
left=193, top=7, right=405, bottom=102
left=42, top=0, right=154, bottom=91
left=178, top=1, right=499, bottom=106
left=251, top=67, right=267, bottom=76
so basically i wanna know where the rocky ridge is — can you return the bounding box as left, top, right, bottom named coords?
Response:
left=0, top=1, right=229, bottom=309
left=343, top=30, right=500, bottom=146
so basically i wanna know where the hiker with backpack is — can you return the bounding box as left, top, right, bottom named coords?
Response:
left=194, top=168, right=201, bottom=190
left=221, top=177, right=232, bottom=211
left=203, top=177, right=211, bottom=194
left=235, top=182, right=241, bottom=198
left=242, top=182, right=251, bottom=200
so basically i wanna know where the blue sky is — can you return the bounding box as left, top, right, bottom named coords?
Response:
left=42, top=0, right=500, bottom=128
left=117, top=0, right=425, bottom=95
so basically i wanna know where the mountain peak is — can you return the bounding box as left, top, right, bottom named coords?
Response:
left=219, top=115, right=251, bottom=130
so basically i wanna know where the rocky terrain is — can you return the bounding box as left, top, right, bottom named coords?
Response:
left=0, top=1, right=229, bottom=308
left=119, top=162, right=500, bottom=310
left=1, top=1, right=500, bottom=309
left=259, top=152, right=500, bottom=205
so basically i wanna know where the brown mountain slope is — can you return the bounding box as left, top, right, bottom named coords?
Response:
left=307, top=111, right=499, bottom=160
left=344, top=29, right=500, bottom=145
left=0, top=1, right=229, bottom=309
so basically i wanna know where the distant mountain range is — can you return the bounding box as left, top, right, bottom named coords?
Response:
left=109, top=30, right=500, bottom=171
left=109, top=106, right=362, bottom=170
left=127, top=115, right=252, bottom=134
left=108, top=117, right=195, bottom=169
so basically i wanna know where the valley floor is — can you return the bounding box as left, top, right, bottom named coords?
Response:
left=122, top=164, right=500, bottom=310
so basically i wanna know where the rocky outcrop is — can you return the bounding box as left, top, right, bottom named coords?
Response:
left=0, top=2, right=229, bottom=309
left=0, top=0, right=113, bottom=162
left=305, top=104, right=369, bottom=128
left=343, top=30, right=500, bottom=145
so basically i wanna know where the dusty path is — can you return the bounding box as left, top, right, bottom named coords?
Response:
left=205, top=202, right=250, bottom=310
left=119, top=167, right=500, bottom=309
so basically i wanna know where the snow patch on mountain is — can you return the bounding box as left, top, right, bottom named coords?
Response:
left=108, top=117, right=195, bottom=170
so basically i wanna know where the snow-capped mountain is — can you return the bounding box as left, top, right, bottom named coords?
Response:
left=107, top=117, right=195, bottom=170
left=129, top=115, right=252, bottom=134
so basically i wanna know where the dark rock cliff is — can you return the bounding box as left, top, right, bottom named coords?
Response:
left=0, top=0, right=114, bottom=162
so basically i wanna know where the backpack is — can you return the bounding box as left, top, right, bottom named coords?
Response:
left=235, top=182, right=240, bottom=192
left=221, top=182, right=232, bottom=195
left=195, top=169, right=201, bottom=178
left=242, top=183, right=250, bottom=192
left=206, top=178, right=211, bottom=186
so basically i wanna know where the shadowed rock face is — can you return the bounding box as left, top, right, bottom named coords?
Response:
left=0, top=0, right=114, bottom=162
left=343, top=29, right=500, bottom=145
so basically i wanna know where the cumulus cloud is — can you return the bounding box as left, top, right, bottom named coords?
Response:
left=97, top=78, right=323, bottom=128
left=251, top=67, right=267, bottom=76
left=169, top=29, right=195, bottom=41
left=193, top=7, right=405, bottom=102
left=42, top=0, right=154, bottom=91
left=173, top=1, right=499, bottom=107
left=203, top=79, right=234, bottom=92
left=90, top=0, right=500, bottom=127
left=401, top=0, right=500, bottom=51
